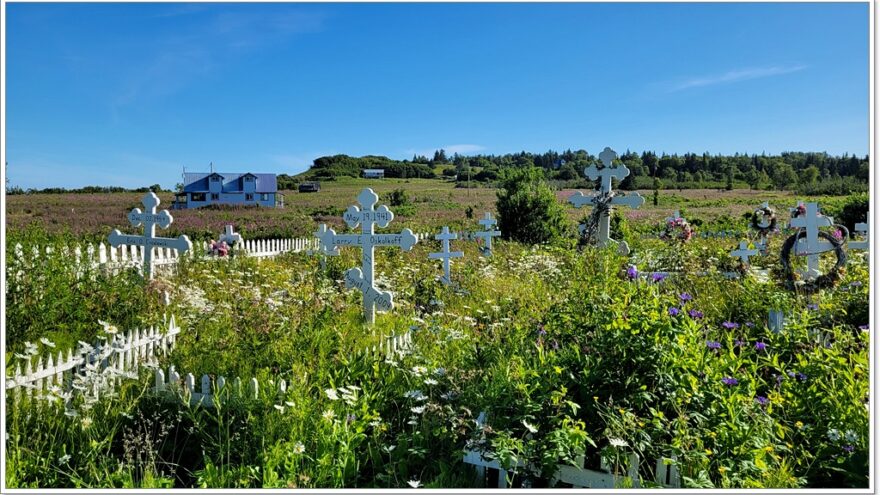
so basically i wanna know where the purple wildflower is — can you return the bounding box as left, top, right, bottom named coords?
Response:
left=346, top=413, right=357, bottom=424
left=754, top=341, right=767, bottom=351
left=679, top=292, right=693, bottom=302
left=706, top=340, right=721, bottom=350
left=807, top=303, right=819, bottom=311
left=754, top=396, right=769, bottom=406
left=551, top=340, right=559, bottom=350
left=859, top=324, right=869, bottom=331
left=688, top=309, right=704, bottom=319
left=850, top=281, right=862, bottom=287
left=537, top=326, right=547, bottom=336
left=722, top=321, right=739, bottom=330
left=668, top=307, right=681, bottom=316
left=745, top=322, right=755, bottom=328
left=721, top=377, right=738, bottom=386
left=734, top=339, right=746, bottom=347
left=652, top=273, right=667, bottom=283
left=797, top=372, right=807, bottom=382
left=626, top=265, right=639, bottom=280
left=843, top=445, right=855, bottom=453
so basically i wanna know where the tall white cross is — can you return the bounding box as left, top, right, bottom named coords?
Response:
left=788, top=201, right=835, bottom=280
left=850, top=213, right=869, bottom=251
left=429, top=226, right=463, bottom=285
left=108, top=192, right=191, bottom=279
left=568, top=147, right=643, bottom=253
left=731, top=240, right=759, bottom=266
left=219, top=225, right=242, bottom=246
left=474, top=212, right=501, bottom=256
left=316, top=189, right=418, bottom=323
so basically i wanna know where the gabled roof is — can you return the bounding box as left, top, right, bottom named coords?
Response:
left=183, top=172, right=277, bottom=193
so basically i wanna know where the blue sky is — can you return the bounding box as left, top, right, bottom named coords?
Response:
left=5, top=2, right=870, bottom=190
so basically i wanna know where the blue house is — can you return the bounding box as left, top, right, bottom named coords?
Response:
left=173, top=172, right=284, bottom=209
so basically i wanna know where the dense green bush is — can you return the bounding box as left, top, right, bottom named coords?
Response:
left=495, top=168, right=570, bottom=245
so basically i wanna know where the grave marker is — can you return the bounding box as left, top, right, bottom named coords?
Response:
left=317, top=189, right=418, bottom=323
left=731, top=240, right=759, bottom=266
left=568, top=147, right=643, bottom=254
left=788, top=202, right=834, bottom=280
left=310, top=223, right=340, bottom=269
left=474, top=212, right=501, bottom=256
left=850, top=213, right=869, bottom=251
left=219, top=225, right=242, bottom=247
left=108, top=192, right=191, bottom=279
left=429, top=226, right=463, bottom=285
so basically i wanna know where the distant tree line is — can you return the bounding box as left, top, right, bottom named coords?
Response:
left=6, top=184, right=165, bottom=195
left=283, top=148, right=868, bottom=195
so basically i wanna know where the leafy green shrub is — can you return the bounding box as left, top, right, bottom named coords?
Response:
left=387, top=188, right=410, bottom=208
left=495, top=168, right=569, bottom=245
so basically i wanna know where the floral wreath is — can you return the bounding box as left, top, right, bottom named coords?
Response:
left=209, top=239, right=229, bottom=257
left=751, top=205, right=777, bottom=235
left=780, top=228, right=847, bottom=292
left=660, top=216, right=694, bottom=242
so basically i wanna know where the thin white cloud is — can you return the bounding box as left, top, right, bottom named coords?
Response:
left=670, top=65, right=807, bottom=92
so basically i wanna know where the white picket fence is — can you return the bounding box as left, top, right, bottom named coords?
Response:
left=153, top=365, right=269, bottom=408
left=5, top=314, right=181, bottom=398
left=463, top=448, right=680, bottom=489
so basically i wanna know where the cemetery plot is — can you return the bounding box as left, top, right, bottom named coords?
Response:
left=4, top=178, right=870, bottom=490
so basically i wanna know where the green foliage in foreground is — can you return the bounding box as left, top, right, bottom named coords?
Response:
left=5, top=231, right=870, bottom=489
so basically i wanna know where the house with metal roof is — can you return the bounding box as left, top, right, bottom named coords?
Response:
left=172, top=172, right=284, bottom=209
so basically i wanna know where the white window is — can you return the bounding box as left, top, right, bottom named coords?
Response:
left=261, top=193, right=269, bottom=201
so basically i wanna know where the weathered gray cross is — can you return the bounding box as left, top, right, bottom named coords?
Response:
left=788, top=201, right=835, bottom=280
left=108, top=192, right=191, bottom=279
left=850, top=213, right=869, bottom=251
left=730, top=240, right=760, bottom=267
left=429, top=226, right=463, bottom=285
left=310, top=223, right=340, bottom=269
left=317, top=189, right=418, bottom=323
left=474, top=212, right=501, bottom=256
left=568, top=147, right=643, bottom=253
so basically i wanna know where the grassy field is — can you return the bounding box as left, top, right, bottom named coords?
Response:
left=3, top=178, right=845, bottom=242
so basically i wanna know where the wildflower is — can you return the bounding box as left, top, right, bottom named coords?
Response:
left=845, top=430, right=858, bottom=443
left=273, top=404, right=285, bottom=413
left=807, top=303, right=818, bottom=311
left=827, top=429, right=840, bottom=442
left=325, top=388, right=339, bottom=400
left=734, top=339, right=746, bottom=347
left=433, top=367, right=446, bottom=376
left=322, top=410, right=336, bottom=421
left=285, top=401, right=295, bottom=407
left=522, top=420, right=538, bottom=434
left=721, top=321, right=739, bottom=330
left=23, top=341, right=38, bottom=356
left=64, top=409, right=79, bottom=418
left=795, top=421, right=804, bottom=429
left=58, top=454, right=71, bottom=464
left=98, top=320, right=118, bottom=335
left=346, top=413, right=357, bottom=424
left=411, top=405, right=426, bottom=414
left=679, top=292, right=693, bottom=302
left=404, top=390, right=427, bottom=401
left=668, top=307, right=680, bottom=316
left=412, top=366, right=428, bottom=375
left=537, top=325, right=547, bottom=336
left=609, top=438, right=629, bottom=448
left=439, top=391, right=456, bottom=401
left=652, top=273, right=666, bottom=283
left=293, top=442, right=305, bottom=454
left=850, top=281, right=862, bottom=287
left=754, top=341, right=767, bottom=351
left=745, top=321, right=755, bottom=328
left=706, top=340, right=721, bottom=350
left=39, top=337, right=56, bottom=348
left=688, top=309, right=704, bottom=319
left=721, top=377, right=738, bottom=386
left=754, top=396, right=769, bottom=406
left=81, top=417, right=93, bottom=429
left=843, top=445, right=855, bottom=453
left=859, top=324, right=869, bottom=331
left=407, top=479, right=422, bottom=488
left=424, top=378, right=438, bottom=386
left=626, top=265, right=638, bottom=280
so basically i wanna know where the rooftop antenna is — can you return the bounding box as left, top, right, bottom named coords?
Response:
left=210, top=161, right=213, bottom=173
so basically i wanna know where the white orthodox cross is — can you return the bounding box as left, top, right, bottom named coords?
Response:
left=474, top=212, right=501, bottom=256
left=108, top=192, right=191, bottom=279
left=316, top=189, right=418, bottom=323
left=788, top=202, right=835, bottom=280
left=666, top=210, right=684, bottom=224
left=568, top=147, right=644, bottom=253
left=731, top=240, right=759, bottom=266
left=429, top=226, right=463, bottom=285
left=850, top=213, right=869, bottom=251
left=219, top=225, right=242, bottom=247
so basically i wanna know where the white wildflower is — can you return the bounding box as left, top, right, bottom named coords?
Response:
left=273, top=404, right=285, bottom=413
left=412, top=366, right=427, bottom=375
left=285, top=401, right=295, bottom=407
left=827, top=429, right=841, bottom=442
left=293, top=442, right=305, bottom=454
left=407, top=479, right=422, bottom=488
left=23, top=341, right=38, bottom=356
left=322, top=409, right=336, bottom=421
left=522, top=420, right=538, bottom=434
left=609, top=438, right=629, bottom=448
left=411, top=405, right=426, bottom=414
left=39, top=337, right=56, bottom=348
left=423, top=378, right=438, bottom=386
left=58, top=454, right=71, bottom=464
left=325, top=388, right=339, bottom=401
left=845, top=430, right=858, bottom=443
left=64, top=409, right=79, bottom=418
